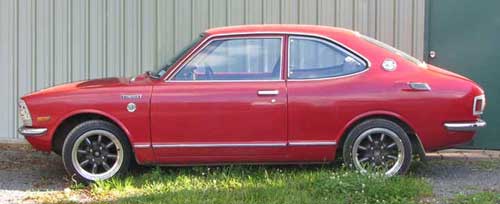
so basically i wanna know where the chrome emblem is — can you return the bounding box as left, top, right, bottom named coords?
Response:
left=382, top=58, right=397, bottom=71
left=127, top=103, right=137, bottom=112
left=121, top=94, right=142, bottom=100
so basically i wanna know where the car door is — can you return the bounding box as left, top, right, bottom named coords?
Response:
left=285, top=35, right=369, bottom=161
left=151, top=35, right=287, bottom=163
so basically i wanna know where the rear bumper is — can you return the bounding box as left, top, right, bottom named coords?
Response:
left=444, top=119, right=486, bottom=131
left=18, top=126, right=48, bottom=136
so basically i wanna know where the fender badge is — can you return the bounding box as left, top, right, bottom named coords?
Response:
left=121, top=94, right=142, bottom=100
left=127, top=103, right=137, bottom=112
left=382, top=58, right=397, bottom=71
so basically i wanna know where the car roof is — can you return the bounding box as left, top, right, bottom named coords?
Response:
left=205, top=24, right=355, bottom=37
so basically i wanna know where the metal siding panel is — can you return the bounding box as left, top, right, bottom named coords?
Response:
left=413, top=0, right=425, bottom=60
left=106, top=0, right=124, bottom=77
left=210, top=0, right=227, bottom=28
left=299, top=0, right=318, bottom=25
left=395, top=0, right=413, bottom=56
left=0, top=0, right=426, bottom=140
left=192, top=0, right=210, bottom=38
left=71, top=0, right=89, bottom=81
left=36, top=0, right=52, bottom=89
left=318, top=0, right=336, bottom=26
left=17, top=0, right=34, bottom=102
left=336, top=0, right=354, bottom=29
left=281, top=0, right=299, bottom=24
left=142, top=0, right=158, bottom=72
left=174, top=0, right=192, bottom=51
left=157, top=0, right=175, bottom=68
left=366, top=0, right=377, bottom=38
left=245, top=0, right=263, bottom=24
left=377, top=0, right=395, bottom=45
left=354, top=0, right=369, bottom=34
left=228, top=0, right=244, bottom=25
left=0, top=0, right=15, bottom=138
left=263, top=0, right=280, bottom=24
left=54, top=0, right=71, bottom=84
left=123, top=0, right=140, bottom=76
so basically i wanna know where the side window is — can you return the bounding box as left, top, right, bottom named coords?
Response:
left=288, top=37, right=367, bottom=79
left=172, top=38, right=282, bottom=81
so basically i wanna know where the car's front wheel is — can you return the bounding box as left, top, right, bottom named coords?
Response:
left=342, top=119, right=412, bottom=176
left=62, top=120, right=132, bottom=183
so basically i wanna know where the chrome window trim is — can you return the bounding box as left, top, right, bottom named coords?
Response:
left=166, top=35, right=284, bottom=82
left=287, top=35, right=369, bottom=81
left=473, top=95, right=485, bottom=116
left=162, top=31, right=372, bottom=81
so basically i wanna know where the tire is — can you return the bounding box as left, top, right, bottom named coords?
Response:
left=62, top=120, right=132, bottom=183
left=342, top=119, right=412, bottom=176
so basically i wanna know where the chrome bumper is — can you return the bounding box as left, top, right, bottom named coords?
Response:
left=444, top=119, right=486, bottom=131
left=18, top=126, right=48, bottom=136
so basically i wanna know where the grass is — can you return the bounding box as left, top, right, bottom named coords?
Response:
left=449, top=191, right=500, bottom=204
left=32, top=165, right=432, bottom=204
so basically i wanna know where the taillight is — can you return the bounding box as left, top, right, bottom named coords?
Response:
left=473, top=95, right=485, bottom=116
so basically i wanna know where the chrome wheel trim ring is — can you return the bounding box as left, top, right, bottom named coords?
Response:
left=71, top=130, right=124, bottom=181
left=351, top=128, right=405, bottom=176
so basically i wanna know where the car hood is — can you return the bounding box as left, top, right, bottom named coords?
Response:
left=23, top=73, right=152, bottom=99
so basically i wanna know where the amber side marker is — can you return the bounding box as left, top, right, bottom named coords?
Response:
left=36, top=116, right=51, bottom=123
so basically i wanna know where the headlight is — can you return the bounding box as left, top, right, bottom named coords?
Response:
left=18, top=100, right=32, bottom=126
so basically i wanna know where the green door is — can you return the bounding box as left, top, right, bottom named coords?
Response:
left=426, top=0, right=500, bottom=149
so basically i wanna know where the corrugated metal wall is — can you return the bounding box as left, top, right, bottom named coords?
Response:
left=0, top=0, right=425, bottom=141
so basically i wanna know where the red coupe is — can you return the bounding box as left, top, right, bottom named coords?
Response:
left=18, top=25, right=486, bottom=182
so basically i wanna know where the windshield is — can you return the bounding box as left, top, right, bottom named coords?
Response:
left=358, top=33, right=427, bottom=68
left=152, top=34, right=205, bottom=78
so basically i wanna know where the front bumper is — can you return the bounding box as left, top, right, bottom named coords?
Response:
left=444, top=119, right=486, bottom=131
left=18, top=126, right=48, bottom=136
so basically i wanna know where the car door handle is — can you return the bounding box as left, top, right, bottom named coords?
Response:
left=257, top=90, right=279, bottom=96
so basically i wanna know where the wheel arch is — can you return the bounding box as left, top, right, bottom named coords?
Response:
left=336, top=111, right=426, bottom=160
left=51, top=110, right=132, bottom=155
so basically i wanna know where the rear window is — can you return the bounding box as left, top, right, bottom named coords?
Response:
left=358, top=33, right=427, bottom=68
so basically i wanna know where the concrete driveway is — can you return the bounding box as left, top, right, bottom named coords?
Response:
left=1, top=144, right=499, bottom=204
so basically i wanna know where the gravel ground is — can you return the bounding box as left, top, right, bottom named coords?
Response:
left=417, top=150, right=500, bottom=200
left=0, top=144, right=499, bottom=203
left=0, top=145, right=68, bottom=204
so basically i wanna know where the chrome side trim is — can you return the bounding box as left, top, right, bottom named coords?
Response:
left=18, top=127, right=48, bottom=136
left=444, top=119, right=486, bottom=131
left=150, top=141, right=338, bottom=148
left=133, top=144, right=151, bottom=148
left=152, top=142, right=287, bottom=148
left=408, top=82, right=431, bottom=91
left=288, top=141, right=337, bottom=146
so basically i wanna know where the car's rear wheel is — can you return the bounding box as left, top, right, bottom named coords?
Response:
left=342, top=119, right=412, bottom=176
left=62, top=120, right=131, bottom=183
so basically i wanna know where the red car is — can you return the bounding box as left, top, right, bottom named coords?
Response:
left=18, top=25, right=486, bottom=182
